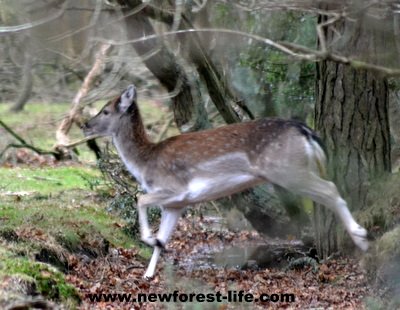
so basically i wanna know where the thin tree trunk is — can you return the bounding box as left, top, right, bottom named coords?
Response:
left=10, top=53, right=33, bottom=112
left=178, top=19, right=241, bottom=123
left=179, top=14, right=253, bottom=123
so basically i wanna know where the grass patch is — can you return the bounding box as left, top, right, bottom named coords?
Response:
left=0, top=195, right=152, bottom=259
left=0, top=102, right=96, bottom=160
left=0, top=163, right=152, bottom=255
left=0, top=166, right=102, bottom=194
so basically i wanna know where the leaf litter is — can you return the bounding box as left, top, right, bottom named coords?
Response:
left=66, top=212, right=371, bottom=309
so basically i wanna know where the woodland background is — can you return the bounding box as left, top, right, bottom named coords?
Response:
left=1, top=0, right=400, bottom=308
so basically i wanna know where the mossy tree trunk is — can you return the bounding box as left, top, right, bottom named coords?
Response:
left=314, top=14, right=394, bottom=257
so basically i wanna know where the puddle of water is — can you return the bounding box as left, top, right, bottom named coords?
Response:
left=213, top=245, right=260, bottom=268
left=176, top=243, right=302, bottom=271
left=213, top=244, right=302, bottom=269
left=173, top=214, right=304, bottom=271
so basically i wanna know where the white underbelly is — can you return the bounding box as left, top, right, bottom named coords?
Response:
left=186, top=174, right=264, bottom=203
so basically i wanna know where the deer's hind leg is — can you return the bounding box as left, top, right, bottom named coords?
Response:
left=266, top=171, right=368, bottom=251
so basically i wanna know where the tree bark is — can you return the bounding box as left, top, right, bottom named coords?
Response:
left=314, top=14, right=393, bottom=257
left=230, top=186, right=309, bottom=239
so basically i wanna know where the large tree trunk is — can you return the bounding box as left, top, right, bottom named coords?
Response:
left=314, top=13, right=393, bottom=257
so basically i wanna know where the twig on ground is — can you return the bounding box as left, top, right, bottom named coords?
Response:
left=0, top=119, right=60, bottom=159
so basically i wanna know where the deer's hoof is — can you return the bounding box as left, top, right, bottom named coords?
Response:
left=351, top=226, right=369, bottom=251
left=143, top=273, right=154, bottom=281
left=155, top=239, right=165, bottom=249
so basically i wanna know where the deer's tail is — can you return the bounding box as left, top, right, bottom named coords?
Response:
left=309, top=138, right=327, bottom=178
left=294, top=121, right=327, bottom=178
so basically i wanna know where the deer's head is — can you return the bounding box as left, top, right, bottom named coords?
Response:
left=82, top=85, right=137, bottom=137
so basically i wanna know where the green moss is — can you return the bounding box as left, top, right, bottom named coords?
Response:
left=376, top=226, right=400, bottom=257
left=56, top=230, right=81, bottom=252
left=364, top=296, right=386, bottom=310
left=363, top=226, right=400, bottom=309
left=0, top=197, right=133, bottom=249
left=0, top=248, right=79, bottom=304
left=359, top=173, right=400, bottom=235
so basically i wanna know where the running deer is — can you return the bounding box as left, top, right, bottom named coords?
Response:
left=82, top=85, right=369, bottom=279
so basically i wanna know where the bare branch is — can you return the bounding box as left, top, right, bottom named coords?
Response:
left=93, top=28, right=319, bottom=60
left=217, top=0, right=344, bottom=15
left=316, top=14, right=342, bottom=54
left=172, top=0, right=184, bottom=32
left=281, top=41, right=400, bottom=76
left=56, top=43, right=112, bottom=149
left=93, top=27, right=400, bottom=76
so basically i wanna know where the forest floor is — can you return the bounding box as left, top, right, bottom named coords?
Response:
left=0, top=157, right=375, bottom=309
left=0, top=163, right=373, bottom=309
left=72, top=214, right=373, bottom=309
left=0, top=102, right=378, bottom=309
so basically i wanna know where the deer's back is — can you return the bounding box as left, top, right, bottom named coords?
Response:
left=141, top=118, right=313, bottom=193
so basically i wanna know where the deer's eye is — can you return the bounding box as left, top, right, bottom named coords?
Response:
left=103, top=110, right=110, bottom=115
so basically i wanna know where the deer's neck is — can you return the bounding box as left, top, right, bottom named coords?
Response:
left=112, top=109, right=153, bottom=184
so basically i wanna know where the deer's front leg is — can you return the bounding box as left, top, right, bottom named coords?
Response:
left=143, top=207, right=185, bottom=279
left=138, top=191, right=186, bottom=245
left=137, top=193, right=165, bottom=246
left=137, top=192, right=187, bottom=280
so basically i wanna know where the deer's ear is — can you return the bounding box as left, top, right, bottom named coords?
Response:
left=119, top=84, right=137, bottom=113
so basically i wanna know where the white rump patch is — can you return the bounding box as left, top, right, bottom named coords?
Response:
left=304, top=137, right=314, bottom=158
